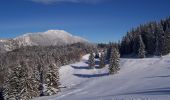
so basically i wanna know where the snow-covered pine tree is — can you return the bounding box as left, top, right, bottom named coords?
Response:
left=3, top=60, right=39, bottom=100
left=35, top=61, right=45, bottom=96
left=109, top=48, right=120, bottom=74
left=138, top=35, right=145, bottom=58
left=45, top=63, right=60, bottom=96
left=99, top=53, right=106, bottom=68
left=88, top=52, right=95, bottom=68
left=3, top=63, right=22, bottom=100
left=21, top=61, right=40, bottom=99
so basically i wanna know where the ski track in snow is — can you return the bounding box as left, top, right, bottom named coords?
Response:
left=33, top=54, right=170, bottom=100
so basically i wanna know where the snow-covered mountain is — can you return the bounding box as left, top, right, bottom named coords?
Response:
left=0, top=39, right=18, bottom=52
left=14, top=30, right=88, bottom=46
left=34, top=54, right=170, bottom=100
left=0, top=30, right=88, bottom=51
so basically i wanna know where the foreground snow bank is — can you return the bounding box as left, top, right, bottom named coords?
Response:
left=34, top=54, right=170, bottom=100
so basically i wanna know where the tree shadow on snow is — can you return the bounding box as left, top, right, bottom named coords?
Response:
left=95, top=60, right=100, bottom=65
left=71, top=65, right=92, bottom=70
left=145, top=75, right=170, bottom=78
left=73, top=73, right=109, bottom=78
left=165, top=67, right=170, bottom=69
left=119, top=87, right=170, bottom=96
left=96, top=87, right=170, bottom=99
left=72, top=65, right=106, bottom=70
left=95, top=66, right=102, bottom=69
left=84, top=60, right=100, bottom=65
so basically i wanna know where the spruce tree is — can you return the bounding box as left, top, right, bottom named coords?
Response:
left=3, top=63, right=23, bottom=100
left=20, top=61, right=39, bottom=99
left=3, top=61, right=39, bottom=100
left=99, top=53, right=106, bottom=68
left=88, top=52, right=95, bottom=68
left=155, top=25, right=165, bottom=56
left=163, top=28, right=170, bottom=55
left=45, top=63, right=60, bottom=96
left=138, top=35, right=145, bottom=58
left=109, top=48, right=120, bottom=74
left=35, top=61, right=45, bottom=96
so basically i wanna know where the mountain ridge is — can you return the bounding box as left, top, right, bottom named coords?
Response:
left=0, top=30, right=89, bottom=52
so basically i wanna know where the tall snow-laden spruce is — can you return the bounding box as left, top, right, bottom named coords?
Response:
left=88, top=51, right=95, bottom=68
left=3, top=61, right=39, bottom=100
left=45, top=63, right=60, bottom=96
left=138, top=35, right=145, bottom=58
left=19, top=61, right=40, bottom=99
left=99, top=53, right=106, bottom=68
left=35, top=61, right=45, bottom=96
left=109, top=48, right=120, bottom=74
left=3, top=63, right=22, bottom=100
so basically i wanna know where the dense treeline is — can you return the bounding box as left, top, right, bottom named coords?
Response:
left=120, top=17, right=170, bottom=57
left=0, top=43, right=93, bottom=100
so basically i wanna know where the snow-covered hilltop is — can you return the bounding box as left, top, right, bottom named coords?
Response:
left=34, top=54, right=170, bottom=100
left=0, top=30, right=88, bottom=51
left=14, top=30, right=88, bottom=46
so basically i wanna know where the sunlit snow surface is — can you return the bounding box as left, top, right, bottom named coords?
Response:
left=34, top=54, right=170, bottom=100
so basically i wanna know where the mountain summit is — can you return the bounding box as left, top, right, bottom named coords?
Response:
left=0, top=30, right=88, bottom=52
left=14, top=30, right=88, bottom=46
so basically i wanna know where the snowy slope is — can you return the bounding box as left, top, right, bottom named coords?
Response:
left=34, top=54, right=170, bottom=100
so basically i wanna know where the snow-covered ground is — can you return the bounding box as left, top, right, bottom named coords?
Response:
left=34, top=54, right=170, bottom=100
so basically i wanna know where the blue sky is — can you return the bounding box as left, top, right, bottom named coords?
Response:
left=0, top=0, right=170, bottom=43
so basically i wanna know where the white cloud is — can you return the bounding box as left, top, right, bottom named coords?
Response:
left=28, top=0, right=105, bottom=4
